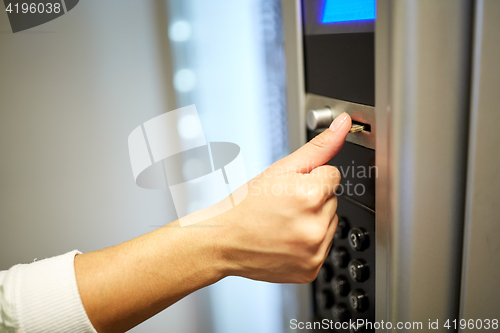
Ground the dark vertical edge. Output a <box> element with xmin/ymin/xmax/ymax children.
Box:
<box><xmin>457</xmin><ymin>0</ymin><xmax>482</xmax><ymax>323</ymax></box>
<box><xmin>452</xmin><ymin>0</ymin><xmax>475</xmax><ymax>328</ymax></box>
<box><xmin>374</xmin><ymin>0</ymin><xmax>390</xmax><ymax>329</ymax></box>
<box><xmin>152</xmin><ymin>0</ymin><xmax>178</xmax><ymax>112</ymax></box>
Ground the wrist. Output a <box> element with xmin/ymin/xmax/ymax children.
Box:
<box><xmin>206</xmin><ymin>206</ymin><xmax>247</xmax><ymax>279</ymax></box>
<box><xmin>161</xmin><ymin>216</ymin><xmax>232</xmax><ymax>284</ymax></box>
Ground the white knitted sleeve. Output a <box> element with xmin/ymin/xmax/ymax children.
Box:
<box><xmin>0</xmin><ymin>251</ymin><xmax>98</xmax><ymax>333</ymax></box>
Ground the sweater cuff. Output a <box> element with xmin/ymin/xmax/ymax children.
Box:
<box><xmin>14</xmin><ymin>250</ymin><xmax>98</xmax><ymax>333</ymax></box>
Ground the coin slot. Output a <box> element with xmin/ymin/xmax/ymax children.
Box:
<box><xmin>351</xmin><ymin>120</ymin><xmax>371</xmax><ymax>133</ymax></box>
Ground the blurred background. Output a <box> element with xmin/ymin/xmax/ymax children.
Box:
<box><xmin>0</xmin><ymin>0</ymin><xmax>290</xmax><ymax>332</ymax></box>
<box><xmin>3</xmin><ymin>0</ymin><xmax>500</xmax><ymax>331</ymax></box>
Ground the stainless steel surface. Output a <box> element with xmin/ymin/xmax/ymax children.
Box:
<box><xmin>306</xmin><ymin>93</ymin><xmax>375</xmax><ymax>149</ymax></box>
<box><xmin>283</xmin><ymin>0</ymin><xmax>307</xmax><ymax>153</ymax></box>
<box><xmin>376</xmin><ymin>0</ymin><xmax>472</xmax><ymax>331</ymax></box>
<box><xmin>374</xmin><ymin>0</ymin><xmax>389</xmax><ymax>327</ymax></box>
<box><xmin>306</xmin><ymin>107</ymin><xmax>334</xmax><ymax>130</ymax></box>
<box><xmin>459</xmin><ymin>0</ymin><xmax>500</xmax><ymax>327</ymax></box>
<box><xmin>281</xmin><ymin>0</ymin><xmax>313</xmax><ymax>330</ymax></box>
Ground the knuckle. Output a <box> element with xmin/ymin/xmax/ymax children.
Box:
<box><xmin>330</xmin><ymin>166</ymin><xmax>341</xmax><ymax>182</ymax></box>
<box><xmin>303</xmin><ymin>181</ymin><xmax>325</xmax><ymax>209</ymax></box>
<box><xmin>297</xmin><ymin>272</ymin><xmax>317</xmax><ymax>284</ymax></box>
<box><xmin>329</xmin><ymin>196</ymin><xmax>338</xmax><ymax>213</ymax></box>
<box><xmin>305</xmin><ymin>265</ymin><xmax>322</xmax><ymax>283</ymax></box>
<box><xmin>308</xmin><ymin>190</ymin><xmax>324</xmax><ymax>209</ymax></box>
<box><xmin>304</xmin><ymin>272</ymin><xmax>318</xmax><ymax>284</ymax></box>
<box><xmin>298</xmin><ymin>260</ymin><xmax>312</xmax><ymax>273</ymax></box>
<box><xmin>299</xmin><ymin>196</ymin><xmax>323</xmax><ymax>213</ymax></box>
<box><xmin>310</xmin><ymin>253</ymin><xmax>324</xmax><ymax>269</ymax></box>
<box><xmin>298</xmin><ymin>263</ymin><xmax>319</xmax><ymax>282</ymax></box>
<box><xmin>302</xmin><ymin>224</ymin><xmax>325</xmax><ymax>248</ymax></box>
<box><xmin>309</xmin><ymin>133</ymin><xmax>329</xmax><ymax>151</ymax></box>
<box><xmin>295</xmin><ymin>189</ymin><xmax>310</xmax><ymax>204</ymax></box>
<box><xmin>297</xmin><ymin>252</ymin><xmax>325</xmax><ymax>282</ymax></box>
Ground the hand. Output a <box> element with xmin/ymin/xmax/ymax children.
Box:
<box><xmin>217</xmin><ymin>112</ymin><xmax>352</xmax><ymax>283</ymax></box>
<box><xmin>74</xmin><ymin>113</ymin><xmax>351</xmax><ymax>333</ymax></box>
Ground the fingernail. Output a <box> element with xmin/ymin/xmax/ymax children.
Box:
<box><xmin>329</xmin><ymin>112</ymin><xmax>348</xmax><ymax>132</ymax></box>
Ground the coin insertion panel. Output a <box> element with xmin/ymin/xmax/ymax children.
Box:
<box><xmin>309</xmin><ymin>136</ymin><xmax>376</xmax><ymax>332</ymax></box>
<box><xmin>313</xmin><ymin>195</ymin><xmax>375</xmax><ymax>332</ymax></box>
<box><xmin>301</xmin><ymin>1</ymin><xmax>377</xmax><ymax>330</ymax></box>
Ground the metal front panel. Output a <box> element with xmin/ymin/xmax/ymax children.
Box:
<box><xmin>375</xmin><ymin>0</ymin><xmax>472</xmax><ymax>330</ymax></box>
<box><xmin>459</xmin><ymin>0</ymin><xmax>500</xmax><ymax>326</ymax></box>
<box><xmin>281</xmin><ymin>1</ymin><xmax>313</xmax><ymax>331</ymax></box>
<box><xmin>324</xmin><ymin>142</ymin><xmax>375</xmax><ymax>211</ymax></box>
<box><xmin>303</xmin><ymin>0</ymin><xmax>378</xmax><ymax>327</ymax></box>
<box><xmin>283</xmin><ymin>0</ymin><xmax>307</xmax><ymax>153</ymax></box>
<box><xmin>373</xmin><ymin>0</ymin><xmax>390</xmax><ymax>326</ymax></box>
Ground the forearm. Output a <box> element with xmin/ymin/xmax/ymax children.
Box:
<box><xmin>74</xmin><ymin>218</ymin><xmax>227</xmax><ymax>333</ymax></box>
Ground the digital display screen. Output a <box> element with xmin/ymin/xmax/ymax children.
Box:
<box><xmin>322</xmin><ymin>0</ymin><xmax>376</xmax><ymax>23</ymax></box>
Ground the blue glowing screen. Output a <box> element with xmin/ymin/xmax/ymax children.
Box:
<box><xmin>322</xmin><ymin>0</ymin><xmax>376</xmax><ymax>23</ymax></box>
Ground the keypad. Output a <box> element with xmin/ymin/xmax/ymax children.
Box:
<box><xmin>318</xmin><ymin>289</ymin><xmax>335</xmax><ymax>309</ymax></box>
<box><xmin>348</xmin><ymin>289</ymin><xmax>369</xmax><ymax>313</ymax></box>
<box><xmin>313</xmin><ymin>196</ymin><xmax>375</xmax><ymax>332</ymax></box>
<box><xmin>348</xmin><ymin>228</ymin><xmax>369</xmax><ymax>252</ymax></box>
<box><xmin>334</xmin><ymin>218</ymin><xmax>349</xmax><ymax>239</ymax></box>
<box><xmin>332</xmin><ymin>304</ymin><xmax>350</xmax><ymax>323</ymax></box>
<box><xmin>348</xmin><ymin>259</ymin><xmax>369</xmax><ymax>283</ymax></box>
<box><xmin>320</xmin><ymin>263</ymin><xmax>334</xmax><ymax>282</ymax></box>
<box><xmin>332</xmin><ymin>248</ymin><xmax>350</xmax><ymax>268</ymax></box>
<box><xmin>332</xmin><ymin>276</ymin><xmax>350</xmax><ymax>296</ymax></box>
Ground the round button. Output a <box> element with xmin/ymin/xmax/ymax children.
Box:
<box><xmin>307</xmin><ymin>107</ymin><xmax>334</xmax><ymax>130</ymax></box>
<box><xmin>320</xmin><ymin>263</ymin><xmax>334</xmax><ymax>282</ymax></box>
<box><xmin>332</xmin><ymin>304</ymin><xmax>350</xmax><ymax>323</ymax></box>
<box><xmin>317</xmin><ymin>289</ymin><xmax>334</xmax><ymax>309</ymax></box>
<box><xmin>348</xmin><ymin>227</ymin><xmax>369</xmax><ymax>251</ymax></box>
<box><xmin>332</xmin><ymin>276</ymin><xmax>350</xmax><ymax>296</ymax></box>
<box><xmin>334</xmin><ymin>218</ymin><xmax>349</xmax><ymax>239</ymax></box>
<box><xmin>348</xmin><ymin>259</ymin><xmax>369</xmax><ymax>282</ymax></box>
<box><xmin>331</xmin><ymin>248</ymin><xmax>349</xmax><ymax>268</ymax></box>
<box><xmin>348</xmin><ymin>289</ymin><xmax>369</xmax><ymax>312</ymax></box>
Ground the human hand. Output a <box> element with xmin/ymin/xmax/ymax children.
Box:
<box><xmin>217</xmin><ymin>113</ymin><xmax>352</xmax><ymax>283</ymax></box>
<box><xmin>73</xmin><ymin>113</ymin><xmax>351</xmax><ymax>333</ymax></box>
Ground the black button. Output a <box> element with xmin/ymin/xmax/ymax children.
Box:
<box><xmin>348</xmin><ymin>289</ymin><xmax>369</xmax><ymax>312</ymax></box>
<box><xmin>348</xmin><ymin>227</ymin><xmax>369</xmax><ymax>251</ymax></box>
<box><xmin>320</xmin><ymin>263</ymin><xmax>334</xmax><ymax>282</ymax></box>
<box><xmin>331</xmin><ymin>247</ymin><xmax>349</xmax><ymax>268</ymax></box>
<box><xmin>334</xmin><ymin>218</ymin><xmax>349</xmax><ymax>239</ymax></box>
<box><xmin>348</xmin><ymin>259</ymin><xmax>369</xmax><ymax>282</ymax></box>
<box><xmin>332</xmin><ymin>304</ymin><xmax>350</xmax><ymax>323</ymax></box>
<box><xmin>317</xmin><ymin>289</ymin><xmax>334</xmax><ymax>309</ymax></box>
<box><xmin>332</xmin><ymin>276</ymin><xmax>350</xmax><ymax>296</ymax></box>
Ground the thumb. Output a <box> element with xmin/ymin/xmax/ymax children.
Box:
<box><xmin>279</xmin><ymin>112</ymin><xmax>351</xmax><ymax>173</ymax></box>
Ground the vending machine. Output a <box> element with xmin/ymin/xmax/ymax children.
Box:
<box><xmin>282</xmin><ymin>0</ymin><xmax>500</xmax><ymax>332</ymax></box>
